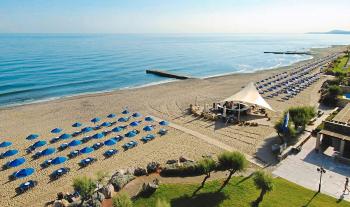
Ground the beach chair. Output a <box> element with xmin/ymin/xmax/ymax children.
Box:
<box><xmin>158</xmin><ymin>129</ymin><xmax>168</xmax><ymax>136</ymax></box>
<box><xmin>40</xmin><ymin>159</ymin><xmax>53</xmax><ymax>168</ymax></box>
<box><xmin>58</xmin><ymin>143</ymin><xmax>69</xmax><ymax>151</ymax></box>
<box><xmin>32</xmin><ymin>151</ymin><xmax>43</xmax><ymax>159</ymax></box>
<box><xmin>104</xmin><ymin>149</ymin><xmax>118</xmax><ymax>158</ymax></box>
<box><xmin>50</xmin><ymin>137</ymin><xmax>61</xmax><ymax>144</ymax></box>
<box><xmin>92</xmin><ymin>142</ymin><xmax>104</xmax><ymax>150</ymax></box>
<box><xmin>81</xmin><ymin>136</ymin><xmax>92</xmax><ymax>143</ymax></box>
<box><xmin>50</xmin><ymin>167</ymin><xmax>70</xmax><ymax>180</ymax></box>
<box><xmin>113</xmin><ymin>135</ymin><xmax>124</xmax><ymax>142</ymax></box>
<box><xmin>79</xmin><ymin>157</ymin><xmax>97</xmax><ymax>167</ymax></box>
<box><xmin>16</xmin><ymin>180</ymin><xmax>38</xmax><ymax>194</ymax></box>
<box><xmin>68</xmin><ymin>150</ymin><xmax>80</xmax><ymax>159</ymax></box>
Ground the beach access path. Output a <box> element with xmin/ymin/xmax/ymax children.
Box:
<box><xmin>153</xmin><ymin>117</ymin><xmax>266</xmax><ymax>168</ymax></box>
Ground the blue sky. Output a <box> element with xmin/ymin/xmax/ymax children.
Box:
<box><xmin>0</xmin><ymin>0</ymin><xmax>349</xmax><ymax>33</ymax></box>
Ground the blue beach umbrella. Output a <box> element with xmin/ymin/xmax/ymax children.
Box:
<box><xmin>51</xmin><ymin>156</ymin><xmax>67</xmax><ymax>165</ymax></box>
<box><xmin>282</xmin><ymin>112</ymin><xmax>290</xmax><ymax>133</ymax></box>
<box><xmin>112</xmin><ymin>127</ymin><xmax>123</xmax><ymax>132</ymax></box>
<box><xmin>0</xmin><ymin>141</ymin><xmax>12</xmax><ymax>148</ymax></box>
<box><xmin>129</xmin><ymin>121</ymin><xmax>140</xmax><ymax>127</ymax></box>
<box><xmin>14</xmin><ymin>168</ymin><xmax>35</xmax><ymax>179</ymax></box>
<box><xmin>72</xmin><ymin>122</ymin><xmax>82</xmax><ymax>127</ymax></box>
<box><xmin>51</xmin><ymin>128</ymin><xmax>62</xmax><ymax>134</ymax></box>
<box><xmin>2</xmin><ymin>149</ymin><xmax>19</xmax><ymax>157</ymax></box>
<box><xmin>118</xmin><ymin>117</ymin><xmax>128</xmax><ymax>122</ymax></box>
<box><xmin>132</xmin><ymin>112</ymin><xmax>142</xmax><ymax>118</ymax></box>
<box><xmin>8</xmin><ymin>157</ymin><xmax>26</xmax><ymax>168</ymax></box>
<box><xmin>122</xmin><ymin>109</ymin><xmax>129</xmax><ymax>114</ymax></box>
<box><xmin>101</xmin><ymin>122</ymin><xmax>111</xmax><ymax>127</ymax></box>
<box><xmin>93</xmin><ymin>133</ymin><xmax>104</xmax><ymax>139</ymax></box>
<box><xmin>69</xmin><ymin>140</ymin><xmax>82</xmax><ymax>147</ymax></box>
<box><xmin>143</xmin><ymin>125</ymin><xmax>154</xmax><ymax>132</ymax></box>
<box><xmin>91</xmin><ymin>117</ymin><xmax>101</xmax><ymax>124</ymax></box>
<box><xmin>80</xmin><ymin>147</ymin><xmax>94</xmax><ymax>154</ymax></box>
<box><xmin>125</xmin><ymin>131</ymin><xmax>137</xmax><ymax>138</ymax></box>
<box><xmin>107</xmin><ymin>113</ymin><xmax>116</xmax><ymax>118</ymax></box>
<box><xmin>33</xmin><ymin>140</ymin><xmax>47</xmax><ymax>148</ymax></box>
<box><xmin>104</xmin><ymin>139</ymin><xmax>117</xmax><ymax>146</ymax></box>
<box><xmin>159</xmin><ymin>120</ymin><xmax>169</xmax><ymax>126</ymax></box>
<box><xmin>82</xmin><ymin>127</ymin><xmax>93</xmax><ymax>133</ymax></box>
<box><xmin>145</xmin><ymin>116</ymin><xmax>154</xmax><ymax>122</ymax></box>
<box><xmin>59</xmin><ymin>133</ymin><xmax>72</xmax><ymax>140</ymax></box>
<box><xmin>41</xmin><ymin>148</ymin><xmax>56</xmax><ymax>156</ymax></box>
<box><xmin>26</xmin><ymin>134</ymin><xmax>39</xmax><ymax>140</ymax></box>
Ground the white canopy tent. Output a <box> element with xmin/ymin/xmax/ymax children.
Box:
<box><xmin>222</xmin><ymin>82</ymin><xmax>274</xmax><ymax>111</ymax></box>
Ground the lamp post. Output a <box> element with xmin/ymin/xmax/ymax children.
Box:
<box><xmin>317</xmin><ymin>166</ymin><xmax>326</xmax><ymax>193</ymax></box>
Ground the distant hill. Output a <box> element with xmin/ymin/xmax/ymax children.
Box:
<box><xmin>308</xmin><ymin>30</ymin><xmax>350</xmax><ymax>34</ymax></box>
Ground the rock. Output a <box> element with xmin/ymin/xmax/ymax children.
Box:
<box><xmin>137</xmin><ymin>179</ymin><xmax>160</xmax><ymax>197</ymax></box>
<box><xmin>147</xmin><ymin>162</ymin><xmax>160</xmax><ymax>174</ymax></box>
<box><xmin>52</xmin><ymin>199</ymin><xmax>69</xmax><ymax>207</ymax></box>
<box><xmin>92</xmin><ymin>192</ymin><xmax>105</xmax><ymax>205</ymax></box>
<box><xmin>179</xmin><ymin>156</ymin><xmax>194</xmax><ymax>163</ymax></box>
<box><xmin>101</xmin><ymin>184</ymin><xmax>114</xmax><ymax>199</ymax></box>
<box><xmin>166</xmin><ymin>159</ymin><xmax>177</xmax><ymax>164</ymax></box>
<box><xmin>134</xmin><ymin>167</ymin><xmax>147</xmax><ymax>176</ymax></box>
<box><xmin>109</xmin><ymin>172</ymin><xmax>135</xmax><ymax>191</ymax></box>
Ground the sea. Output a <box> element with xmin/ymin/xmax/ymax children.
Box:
<box><xmin>1</xmin><ymin>33</ymin><xmax>350</xmax><ymax>107</ymax></box>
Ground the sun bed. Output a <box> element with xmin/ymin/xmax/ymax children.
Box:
<box><xmin>16</xmin><ymin>180</ymin><xmax>37</xmax><ymax>194</ymax></box>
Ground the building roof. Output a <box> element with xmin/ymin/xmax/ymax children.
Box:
<box><xmin>222</xmin><ymin>82</ymin><xmax>274</xmax><ymax>111</ymax></box>
<box><xmin>332</xmin><ymin>103</ymin><xmax>350</xmax><ymax>124</ymax></box>
<box><xmin>320</xmin><ymin>129</ymin><xmax>350</xmax><ymax>141</ymax></box>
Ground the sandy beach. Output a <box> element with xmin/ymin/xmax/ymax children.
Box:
<box><xmin>0</xmin><ymin>45</ymin><xmax>347</xmax><ymax>207</ymax></box>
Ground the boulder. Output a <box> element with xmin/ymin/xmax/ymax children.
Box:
<box><xmin>179</xmin><ymin>156</ymin><xmax>194</xmax><ymax>163</ymax></box>
<box><xmin>100</xmin><ymin>184</ymin><xmax>114</xmax><ymax>199</ymax></box>
<box><xmin>147</xmin><ymin>162</ymin><xmax>160</xmax><ymax>174</ymax></box>
<box><xmin>137</xmin><ymin>179</ymin><xmax>160</xmax><ymax>197</ymax></box>
<box><xmin>166</xmin><ymin>159</ymin><xmax>177</xmax><ymax>164</ymax></box>
<box><xmin>134</xmin><ymin>167</ymin><xmax>147</xmax><ymax>176</ymax></box>
<box><xmin>109</xmin><ymin>172</ymin><xmax>135</xmax><ymax>191</ymax></box>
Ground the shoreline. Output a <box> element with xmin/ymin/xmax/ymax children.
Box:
<box><xmin>0</xmin><ymin>45</ymin><xmax>338</xmax><ymax>111</ymax></box>
<box><xmin>0</xmin><ymin>44</ymin><xmax>347</xmax><ymax>207</ymax></box>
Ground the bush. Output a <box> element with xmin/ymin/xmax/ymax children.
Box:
<box><xmin>288</xmin><ymin>106</ymin><xmax>316</xmax><ymax>129</ymax></box>
<box><xmin>328</xmin><ymin>85</ymin><xmax>343</xmax><ymax>96</ymax></box>
<box><xmin>217</xmin><ymin>151</ymin><xmax>247</xmax><ymax>172</ymax></box>
<box><xmin>161</xmin><ymin>161</ymin><xmax>200</xmax><ymax>176</ymax></box>
<box><xmin>274</xmin><ymin>119</ymin><xmax>297</xmax><ymax>138</ymax></box>
<box><xmin>72</xmin><ymin>176</ymin><xmax>96</xmax><ymax>204</ymax></box>
<box><xmin>112</xmin><ymin>192</ymin><xmax>133</xmax><ymax>207</ymax></box>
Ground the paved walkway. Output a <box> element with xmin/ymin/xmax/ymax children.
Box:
<box><xmin>153</xmin><ymin>117</ymin><xmax>266</xmax><ymax>168</ymax></box>
<box><xmin>273</xmin><ymin>137</ymin><xmax>350</xmax><ymax>201</ymax></box>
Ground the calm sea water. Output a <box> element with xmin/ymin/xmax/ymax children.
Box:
<box><xmin>1</xmin><ymin>34</ymin><xmax>350</xmax><ymax>107</ymax></box>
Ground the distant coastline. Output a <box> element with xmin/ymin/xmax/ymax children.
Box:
<box><xmin>308</xmin><ymin>29</ymin><xmax>350</xmax><ymax>34</ymax></box>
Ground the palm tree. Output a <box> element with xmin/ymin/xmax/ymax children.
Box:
<box><xmin>217</xmin><ymin>151</ymin><xmax>247</xmax><ymax>191</ymax></box>
<box><xmin>197</xmin><ymin>157</ymin><xmax>217</xmax><ymax>188</ymax></box>
<box><xmin>252</xmin><ymin>170</ymin><xmax>274</xmax><ymax>207</ymax></box>
<box><xmin>73</xmin><ymin>176</ymin><xmax>96</xmax><ymax>205</ymax></box>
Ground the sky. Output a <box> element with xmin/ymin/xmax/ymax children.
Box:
<box><xmin>0</xmin><ymin>0</ymin><xmax>349</xmax><ymax>33</ymax></box>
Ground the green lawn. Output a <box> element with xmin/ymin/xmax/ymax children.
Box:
<box><xmin>133</xmin><ymin>176</ymin><xmax>349</xmax><ymax>207</ymax></box>
<box><xmin>332</xmin><ymin>55</ymin><xmax>350</xmax><ymax>74</ymax></box>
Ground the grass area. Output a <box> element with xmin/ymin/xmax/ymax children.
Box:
<box><xmin>133</xmin><ymin>176</ymin><xmax>349</xmax><ymax>207</ymax></box>
<box><xmin>331</xmin><ymin>55</ymin><xmax>350</xmax><ymax>74</ymax></box>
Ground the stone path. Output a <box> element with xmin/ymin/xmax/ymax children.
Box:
<box><xmin>273</xmin><ymin>137</ymin><xmax>350</xmax><ymax>202</ymax></box>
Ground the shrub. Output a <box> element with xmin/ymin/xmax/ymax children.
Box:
<box><xmin>274</xmin><ymin>119</ymin><xmax>297</xmax><ymax>139</ymax></box>
<box><xmin>112</xmin><ymin>192</ymin><xmax>133</xmax><ymax>207</ymax></box>
<box><xmin>72</xmin><ymin>176</ymin><xmax>96</xmax><ymax>204</ymax></box>
<box><xmin>328</xmin><ymin>85</ymin><xmax>343</xmax><ymax>96</ymax></box>
<box><xmin>288</xmin><ymin>106</ymin><xmax>316</xmax><ymax>129</ymax></box>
